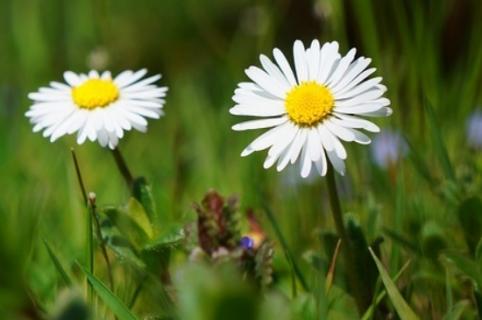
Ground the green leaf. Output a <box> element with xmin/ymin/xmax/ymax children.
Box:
<box><xmin>346</xmin><ymin>218</ymin><xmax>378</xmax><ymax>306</ymax></box>
<box><xmin>99</xmin><ymin>212</ymin><xmax>145</xmax><ymax>269</ymax></box>
<box><xmin>102</xmin><ymin>205</ymin><xmax>149</xmax><ymax>249</ymax></box>
<box><xmin>43</xmin><ymin>239</ymin><xmax>73</xmax><ymax>286</ymax></box>
<box><xmin>361</xmin><ymin>260</ymin><xmax>411</xmax><ymax>320</ymax></box>
<box><xmin>443</xmin><ymin>300</ymin><xmax>469</xmax><ymax>320</ymax></box>
<box><xmin>263</xmin><ymin>205</ymin><xmax>309</xmax><ymax>292</ymax></box>
<box><xmin>132</xmin><ymin>177</ymin><xmax>157</xmax><ymax>221</ymax></box>
<box><xmin>77</xmin><ymin>263</ymin><xmax>138</xmax><ymax>320</ymax></box>
<box><xmin>369</xmin><ymin>247</ymin><xmax>420</xmax><ymax>320</ymax></box>
<box><xmin>457</xmin><ymin>197</ymin><xmax>482</xmax><ymax>255</ymax></box>
<box><xmin>143</xmin><ymin>224</ymin><xmax>185</xmax><ymax>251</ymax></box>
<box><xmin>126</xmin><ymin>197</ymin><xmax>154</xmax><ymax>239</ymax></box>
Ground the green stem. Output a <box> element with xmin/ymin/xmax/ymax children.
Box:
<box><xmin>111</xmin><ymin>148</ymin><xmax>134</xmax><ymax>189</ymax></box>
<box><xmin>71</xmin><ymin>149</ymin><xmax>93</xmax><ymax>302</ymax></box>
<box><xmin>88</xmin><ymin>193</ymin><xmax>114</xmax><ymax>290</ymax></box>
<box><xmin>87</xmin><ymin>199</ymin><xmax>94</xmax><ymax>303</ymax></box>
<box><xmin>326</xmin><ymin>163</ymin><xmax>367</xmax><ymax>314</ymax></box>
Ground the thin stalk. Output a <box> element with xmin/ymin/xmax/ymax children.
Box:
<box><xmin>87</xmin><ymin>199</ymin><xmax>94</xmax><ymax>303</ymax></box>
<box><xmin>326</xmin><ymin>163</ymin><xmax>367</xmax><ymax>314</ymax></box>
<box><xmin>111</xmin><ymin>148</ymin><xmax>134</xmax><ymax>189</ymax></box>
<box><xmin>71</xmin><ymin>149</ymin><xmax>93</xmax><ymax>302</ymax></box>
<box><xmin>88</xmin><ymin>193</ymin><xmax>114</xmax><ymax>290</ymax></box>
<box><xmin>71</xmin><ymin>149</ymin><xmax>87</xmax><ymax>205</ymax></box>
<box><xmin>129</xmin><ymin>274</ymin><xmax>148</xmax><ymax>309</ymax></box>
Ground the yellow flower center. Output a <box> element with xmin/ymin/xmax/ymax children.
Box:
<box><xmin>72</xmin><ymin>79</ymin><xmax>119</xmax><ymax>109</ymax></box>
<box><xmin>285</xmin><ymin>81</ymin><xmax>334</xmax><ymax>126</ymax></box>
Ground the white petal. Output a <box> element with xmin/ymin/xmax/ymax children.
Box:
<box><xmin>245</xmin><ymin>66</ymin><xmax>287</xmax><ymax>98</ymax></box>
<box><xmin>307</xmin><ymin>40</ymin><xmax>321</xmax><ymax>80</ymax></box>
<box><xmin>318</xmin><ymin>41</ymin><xmax>340</xmax><ymax>84</ymax></box>
<box><xmin>326</xmin><ymin>149</ymin><xmax>345</xmax><ymax>175</ymax></box>
<box><xmin>64</xmin><ymin>71</ymin><xmax>82</xmax><ymax>86</ymax></box>
<box><xmin>240</xmin><ymin>122</ymin><xmax>290</xmax><ymax>156</ymax></box>
<box><xmin>335</xmin><ymin>77</ymin><xmax>382</xmax><ymax>100</ymax></box>
<box><xmin>276</xmin><ymin>129</ymin><xmax>300</xmax><ymax>171</ymax></box>
<box><xmin>273</xmin><ymin>48</ymin><xmax>297</xmax><ymax>86</ymax></box>
<box><xmin>332</xmin><ymin>113</ymin><xmax>380</xmax><ymax>132</ymax></box>
<box><xmin>259</xmin><ymin>55</ymin><xmax>291</xmax><ymax>89</ymax></box>
<box><xmin>115</xmin><ymin>69</ymin><xmax>147</xmax><ymax>88</ymax></box>
<box><xmin>350</xmin><ymin>128</ymin><xmax>371</xmax><ymax>144</ymax></box>
<box><xmin>334</xmin><ymin>89</ymin><xmax>385</xmax><ymax>107</ymax></box>
<box><xmin>333</xmin><ymin>67</ymin><xmax>376</xmax><ymax>96</ymax></box>
<box><xmin>327</xmin><ymin>48</ymin><xmax>356</xmax><ymax>87</ymax></box>
<box><xmin>229</xmin><ymin>102</ymin><xmax>285</xmax><ymax>117</ymax></box>
<box><xmin>325</xmin><ymin>120</ymin><xmax>355</xmax><ymax>142</ymax></box>
<box><xmin>360</xmin><ymin>107</ymin><xmax>393</xmax><ymax>117</ymax></box>
<box><xmin>307</xmin><ymin>128</ymin><xmax>321</xmax><ymax>161</ymax></box>
<box><xmin>89</xmin><ymin>70</ymin><xmax>100</xmax><ymax>78</ymax></box>
<box><xmin>317</xmin><ymin>125</ymin><xmax>334</xmax><ymax>151</ymax></box>
<box><xmin>314</xmin><ymin>147</ymin><xmax>328</xmax><ymax>176</ymax></box>
<box><xmin>330</xmin><ymin>57</ymin><xmax>371</xmax><ymax>93</ymax></box>
<box><xmin>232</xmin><ymin>116</ymin><xmax>288</xmax><ymax>131</ymax></box>
<box><xmin>300</xmin><ymin>142</ymin><xmax>313</xmax><ymax>178</ymax></box>
<box><xmin>293</xmin><ymin>40</ymin><xmax>308</xmax><ymax>83</ymax></box>
<box><xmin>290</xmin><ymin>128</ymin><xmax>308</xmax><ymax>164</ymax></box>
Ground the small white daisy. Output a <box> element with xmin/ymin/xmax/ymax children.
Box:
<box><xmin>230</xmin><ymin>40</ymin><xmax>392</xmax><ymax>177</ymax></box>
<box><xmin>26</xmin><ymin>69</ymin><xmax>167</xmax><ymax>149</ymax></box>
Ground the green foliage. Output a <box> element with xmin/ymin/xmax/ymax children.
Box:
<box><xmin>78</xmin><ymin>264</ymin><xmax>138</xmax><ymax>320</ymax></box>
<box><xmin>369</xmin><ymin>248</ymin><xmax>420</xmax><ymax>320</ymax></box>
<box><xmin>1</xmin><ymin>0</ymin><xmax>482</xmax><ymax>319</ymax></box>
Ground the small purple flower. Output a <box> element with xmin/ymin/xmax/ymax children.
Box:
<box><xmin>240</xmin><ymin>236</ymin><xmax>255</xmax><ymax>250</ymax></box>
<box><xmin>371</xmin><ymin>130</ymin><xmax>408</xmax><ymax>169</ymax></box>
<box><xmin>467</xmin><ymin>109</ymin><xmax>482</xmax><ymax>150</ymax></box>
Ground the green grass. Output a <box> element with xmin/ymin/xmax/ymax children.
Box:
<box><xmin>1</xmin><ymin>0</ymin><xmax>482</xmax><ymax>319</ymax></box>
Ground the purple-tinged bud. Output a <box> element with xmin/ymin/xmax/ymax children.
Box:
<box><xmin>467</xmin><ymin>109</ymin><xmax>482</xmax><ymax>150</ymax></box>
<box><xmin>371</xmin><ymin>130</ymin><xmax>408</xmax><ymax>169</ymax></box>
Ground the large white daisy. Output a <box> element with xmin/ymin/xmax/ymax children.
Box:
<box><xmin>26</xmin><ymin>69</ymin><xmax>167</xmax><ymax>149</ymax></box>
<box><xmin>230</xmin><ymin>40</ymin><xmax>392</xmax><ymax>177</ymax></box>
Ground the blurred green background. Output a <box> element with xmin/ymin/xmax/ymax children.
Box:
<box><xmin>1</xmin><ymin>0</ymin><xmax>482</xmax><ymax>319</ymax></box>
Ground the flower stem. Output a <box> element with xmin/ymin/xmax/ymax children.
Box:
<box><xmin>111</xmin><ymin>148</ymin><xmax>134</xmax><ymax>189</ymax></box>
<box><xmin>326</xmin><ymin>163</ymin><xmax>367</xmax><ymax>314</ymax></box>
<box><xmin>88</xmin><ymin>193</ymin><xmax>114</xmax><ymax>290</ymax></box>
<box><xmin>71</xmin><ymin>149</ymin><xmax>93</xmax><ymax>303</ymax></box>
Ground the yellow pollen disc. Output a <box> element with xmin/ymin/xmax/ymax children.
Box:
<box><xmin>285</xmin><ymin>81</ymin><xmax>334</xmax><ymax>126</ymax></box>
<box><xmin>72</xmin><ymin>79</ymin><xmax>119</xmax><ymax>109</ymax></box>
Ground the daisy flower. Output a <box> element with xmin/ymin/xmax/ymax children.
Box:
<box><xmin>230</xmin><ymin>40</ymin><xmax>391</xmax><ymax>177</ymax></box>
<box><xmin>26</xmin><ymin>69</ymin><xmax>167</xmax><ymax>149</ymax></box>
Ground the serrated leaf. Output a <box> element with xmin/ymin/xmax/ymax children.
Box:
<box><xmin>143</xmin><ymin>225</ymin><xmax>185</xmax><ymax>251</ymax></box>
<box><xmin>127</xmin><ymin>197</ymin><xmax>154</xmax><ymax>239</ymax></box>
<box><xmin>369</xmin><ymin>247</ymin><xmax>420</xmax><ymax>320</ymax></box>
<box><xmin>132</xmin><ymin>177</ymin><xmax>157</xmax><ymax>220</ymax></box>
<box><xmin>78</xmin><ymin>263</ymin><xmax>138</xmax><ymax>320</ymax></box>
<box><xmin>102</xmin><ymin>206</ymin><xmax>149</xmax><ymax>249</ymax></box>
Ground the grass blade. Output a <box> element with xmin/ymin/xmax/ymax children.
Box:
<box><xmin>43</xmin><ymin>239</ymin><xmax>72</xmax><ymax>286</ymax></box>
<box><xmin>423</xmin><ymin>100</ymin><xmax>455</xmax><ymax>182</ymax></box>
<box><xmin>77</xmin><ymin>262</ymin><xmax>138</xmax><ymax>320</ymax></box>
<box><xmin>369</xmin><ymin>247</ymin><xmax>419</xmax><ymax>320</ymax></box>
<box><xmin>361</xmin><ymin>259</ymin><xmax>411</xmax><ymax>320</ymax></box>
<box><xmin>263</xmin><ymin>205</ymin><xmax>309</xmax><ymax>292</ymax></box>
